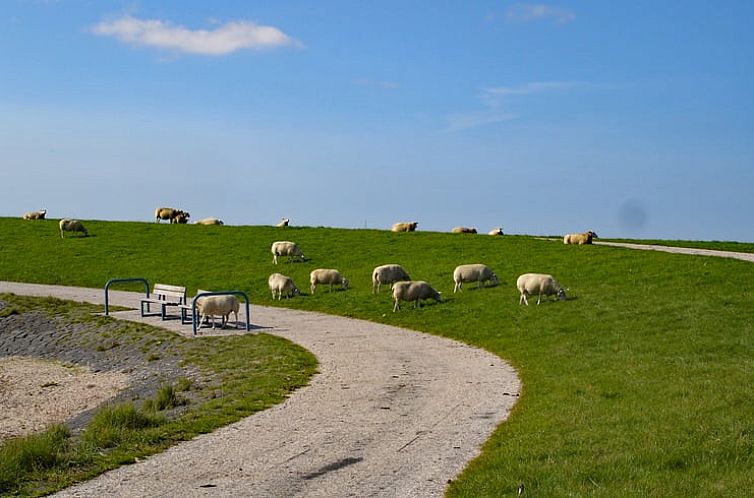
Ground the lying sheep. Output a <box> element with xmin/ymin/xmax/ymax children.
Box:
<box><xmin>59</xmin><ymin>219</ymin><xmax>88</xmax><ymax>238</ymax></box>
<box><xmin>22</xmin><ymin>209</ymin><xmax>47</xmax><ymax>220</ymax></box>
<box><xmin>276</xmin><ymin>217</ymin><xmax>289</xmax><ymax>227</ymax></box>
<box><xmin>516</xmin><ymin>273</ymin><xmax>567</xmax><ymax>305</ymax></box>
<box><xmin>195</xmin><ymin>217</ymin><xmax>224</xmax><ymax>225</ymax></box>
<box><xmin>310</xmin><ymin>269</ymin><xmax>349</xmax><ymax>294</ymax></box>
<box><xmin>271</xmin><ymin>241</ymin><xmax>305</xmax><ymax>265</ymax></box>
<box><xmin>372</xmin><ymin>264</ymin><xmax>410</xmax><ymax>294</ymax></box>
<box><xmin>451</xmin><ymin>226</ymin><xmax>477</xmax><ymax>234</ymax></box>
<box><xmin>488</xmin><ymin>227</ymin><xmax>504</xmax><ymax>236</ymax></box>
<box><xmin>392</xmin><ymin>281</ymin><xmax>442</xmax><ymax>312</ymax></box>
<box><xmin>453</xmin><ymin>264</ymin><xmax>499</xmax><ymax>293</ymax></box>
<box><xmin>268</xmin><ymin>273</ymin><xmax>300</xmax><ymax>300</ymax></box>
<box><xmin>195</xmin><ymin>293</ymin><xmax>240</xmax><ymax>329</ymax></box>
<box><xmin>155</xmin><ymin>207</ymin><xmax>190</xmax><ymax>224</ymax></box>
<box><xmin>563</xmin><ymin>231</ymin><xmax>597</xmax><ymax>245</ymax></box>
<box><xmin>391</xmin><ymin>221</ymin><xmax>418</xmax><ymax>232</ymax></box>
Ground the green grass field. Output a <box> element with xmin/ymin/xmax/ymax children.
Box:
<box><xmin>1</xmin><ymin>217</ymin><xmax>753</xmax><ymax>496</ymax></box>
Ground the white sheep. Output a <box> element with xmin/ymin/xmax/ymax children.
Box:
<box><xmin>195</xmin><ymin>217</ymin><xmax>224</xmax><ymax>225</ymax></box>
<box><xmin>453</xmin><ymin>264</ymin><xmax>499</xmax><ymax>293</ymax></box>
<box><xmin>391</xmin><ymin>221</ymin><xmax>418</xmax><ymax>232</ymax></box>
<box><xmin>276</xmin><ymin>217</ymin><xmax>290</xmax><ymax>227</ymax></box>
<box><xmin>563</xmin><ymin>231</ymin><xmax>597</xmax><ymax>245</ymax></box>
<box><xmin>488</xmin><ymin>227</ymin><xmax>504</xmax><ymax>236</ymax></box>
<box><xmin>371</xmin><ymin>264</ymin><xmax>411</xmax><ymax>294</ymax></box>
<box><xmin>310</xmin><ymin>269</ymin><xmax>349</xmax><ymax>294</ymax></box>
<box><xmin>516</xmin><ymin>273</ymin><xmax>567</xmax><ymax>305</ymax></box>
<box><xmin>271</xmin><ymin>241</ymin><xmax>305</xmax><ymax>265</ymax></box>
<box><xmin>195</xmin><ymin>294</ymin><xmax>240</xmax><ymax>329</ymax></box>
<box><xmin>392</xmin><ymin>280</ymin><xmax>442</xmax><ymax>312</ymax></box>
<box><xmin>59</xmin><ymin>219</ymin><xmax>88</xmax><ymax>238</ymax></box>
<box><xmin>22</xmin><ymin>209</ymin><xmax>47</xmax><ymax>220</ymax></box>
<box><xmin>268</xmin><ymin>273</ymin><xmax>300</xmax><ymax>300</ymax></box>
<box><xmin>451</xmin><ymin>226</ymin><xmax>477</xmax><ymax>234</ymax></box>
<box><xmin>155</xmin><ymin>207</ymin><xmax>190</xmax><ymax>224</ymax></box>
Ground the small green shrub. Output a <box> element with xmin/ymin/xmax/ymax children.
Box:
<box><xmin>175</xmin><ymin>376</ymin><xmax>193</xmax><ymax>392</ymax></box>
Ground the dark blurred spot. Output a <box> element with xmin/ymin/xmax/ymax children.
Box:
<box><xmin>618</xmin><ymin>200</ymin><xmax>648</xmax><ymax>230</ymax></box>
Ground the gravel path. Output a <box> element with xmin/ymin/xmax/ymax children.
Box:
<box><xmin>0</xmin><ymin>281</ymin><xmax>520</xmax><ymax>498</ymax></box>
<box><xmin>594</xmin><ymin>241</ymin><xmax>754</xmax><ymax>262</ymax></box>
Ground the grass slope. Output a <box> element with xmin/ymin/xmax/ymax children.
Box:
<box><xmin>1</xmin><ymin>218</ymin><xmax>753</xmax><ymax>496</ymax></box>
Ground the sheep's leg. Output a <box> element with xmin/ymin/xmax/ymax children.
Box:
<box><xmin>536</xmin><ymin>293</ymin><xmax>542</xmax><ymax>305</ymax></box>
<box><xmin>520</xmin><ymin>293</ymin><xmax>529</xmax><ymax>306</ymax></box>
<box><xmin>453</xmin><ymin>282</ymin><xmax>460</xmax><ymax>293</ymax></box>
<box><xmin>310</xmin><ymin>284</ymin><xmax>316</xmax><ymax>294</ymax></box>
<box><xmin>393</xmin><ymin>299</ymin><xmax>400</xmax><ymax>312</ymax></box>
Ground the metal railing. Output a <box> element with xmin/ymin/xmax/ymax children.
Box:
<box><xmin>104</xmin><ymin>277</ymin><xmax>149</xmax><ymax>315</ymax></box>
<box><xmin>191</xmin><ymin>291</ymin><xmax>251</xmax><ymax>336</ymax></box>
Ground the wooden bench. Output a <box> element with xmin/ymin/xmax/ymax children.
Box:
<box><xmin>140</xmin><ymin>283</ymin><xmax>187</xmax><ymax>320</ymax></box>
<box><xmin>179</xmin><ymin>289</ymin><xmax>209</xmax><ymax>325</ymax></box>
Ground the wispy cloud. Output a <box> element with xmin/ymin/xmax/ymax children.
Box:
<box><xmin>354</xmin><ymin>78</ymin><xmax>400</xmax><ymax>90</ymax></box>
<box><xmin>446</xmin><ymin>111</ymin><xmax>517</xmax><ymax>132</ymax></box>
<box><xmin>447</xmin><ymin>81</ymin><xmax>595</xmax><ymax>131</ymax></box>
<box><xmin>505</xmin><ymin>3</ymin><xmax>576</xmax><ymax>24</ymax></box>
<box><xmin>90</xmin><ymin>15</ymin><xmax>301</xmax><ymax>55</ymax></box>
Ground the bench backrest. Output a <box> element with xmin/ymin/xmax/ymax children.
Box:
<box><xmin>153</xmin><ymin>283</ymin><xmax>186</xmax><ymax>303</ymax></box>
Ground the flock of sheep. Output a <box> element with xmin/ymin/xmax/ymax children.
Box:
<box><xmin>265</xmin><ymin>225</ymin><xmax>588</xmax><ymax>312</ymax></box>
<box><xmin>21</xmin><ymin>207</ymin><xmax>595</xmax><ymax>316</ymax></box>
<box><xmin>23</xmin><ymin>209</ymin><xmax>88</xmax><ymax>238</ymax></box>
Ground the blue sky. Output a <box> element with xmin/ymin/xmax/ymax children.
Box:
<box><xmin>2</xmin><ymin>1</ymin><xmax>753</xmax><ymax>241</ymax></box>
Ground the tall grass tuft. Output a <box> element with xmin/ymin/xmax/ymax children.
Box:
<box><xmin>82</xmin><ymin>403</ymin><xmax>163</xmax><ymax>449</ymax></box>
<box><xmin>0</xmin><ymin>424</ymin><xmax>70</xmax><ymax>493</ymax></box>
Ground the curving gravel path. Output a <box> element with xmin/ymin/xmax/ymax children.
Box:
<box><xmin>0</xmin><ymin>282</ymin><xmax>520</xmax><ymax>497</ymax></box>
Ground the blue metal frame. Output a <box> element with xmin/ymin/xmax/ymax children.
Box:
<box><xmin>104</xmin><ymin>277</ymin><xmax>150</xmax><ymax>315</ymax></box>
<box><xmin>191</xmin><ymin>291</ymin><xmax>251</xmax><ymax>336</ymax></box>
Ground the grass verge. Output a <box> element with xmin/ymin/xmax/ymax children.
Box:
<box><xmin>1</xmin><ymin>218</ymin><xmax>753</xmax><ymax>495</ymax></box>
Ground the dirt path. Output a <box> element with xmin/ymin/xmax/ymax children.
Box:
<box><xmin>0</xmin><ymin>282</ymin><xmax>520</xmax><ymax>497</ymax></box>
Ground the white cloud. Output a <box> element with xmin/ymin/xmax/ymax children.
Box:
<box><xmin>90</xmin><ymin>15</ymin><xmax>300</xmax><ymax>55</ymax></box>
<box><xmin>446</xmin><ymin>111</ymin><xmax>517</xmax><ymax>131</ymax></box>
<box><xmin>447</xmin><ymin>81</ymin><xmax>595</xmax><ymax>131</ymax></box>
<box><xmin>506</xmin><ymin>3</ymin><xmax>576</xmax><ymax>24</ymax></box>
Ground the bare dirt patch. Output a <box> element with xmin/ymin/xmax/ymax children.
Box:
<box><xmin>0</xmin><ymin>356</ymin><xmax>129</xmax><ymax>442</ymax></box>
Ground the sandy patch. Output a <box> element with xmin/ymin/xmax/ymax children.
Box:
<box><xmin>0</xmin><ymin>356</ymin><xmax>129</xmax><ymax>442</ymax></box>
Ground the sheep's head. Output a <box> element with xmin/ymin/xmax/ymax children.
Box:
<box><xmin>557</xmin><ymin>288</ymin><xmax>567</xmax><ymax>300</ymax></box>
<box><xmin>342</xmin><ymin>278</ymin><xmax>350</xmax><ymax>290</ymax></box>
<box><xmin>491</xmin><ymin>274</ymin><xmax>500</xmax><ymax>285</ymax></box>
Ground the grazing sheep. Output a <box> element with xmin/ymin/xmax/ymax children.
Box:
<box><xmin>22</xmin><ymin>209</ymin><xmax>46</xmax><ymax>220</ymax></box>
<box><xmin>516</xmin><ymin>273</ymin><xmax>567</xmax><ymax>305</ymax></box>
<box><xmin>195</xmin><ymin>294</ymin><xmax>240</xmax><ymax>329</ymax></box>
<box><xmin>391</xmin><ymin>221</ymin><xmax>418</xmax><ymax>232</ymax></box>
<box><xmin>451</xmin><ymin>226</ymin><xmax>477</xmax><ymax>234</ymax></box>
<box><xmin>59</xmin><ymin>219</ymin><xmax>88</xmax><ymax>238</ymax></box>
<box><xmin>155</xmin><ymin>207</ymin><xmax>190</xmax><ymax>224</ymax></box>
<box><xmin>310</xmin><ymin>269</ymin><xmax>349</xmax><ymax>294</ymax></box>
<box><xmin>488</xmin><ymin>227</ymin><xmax>504</xmax><ymax>236</ymax></box>
<box><xmin>563</xmin><ymin>231</ymin><xmax>598</xmax><ymax>245</ymax></box>
<box><xmin>195</xmin><ymin>217</ymin><xmax>224</xmax><ymax>225</ymax></box>
<box><xmin>271</xmin><ymin>241</ymin><xmax>305</xmax><ymax>265</ymax></box>
<box><xmin>276</xmin><ymin>217</ymin><xmax>290</xmax><ymax>227</ymax></box>
<box><xmin>453</xmin><ymin>264</ymin><xmax>499</xmax><ymax>293</ymax></box>
<box><xmin>392</xmin><ymin>281</ymin><xmax>442</xmax><ymax>312</ymax></box>
<box><xmin>268</xmin><ymin>273</ymin><xmax>300</xmax><ymax>300</ymax></box>
<box><xmin>371</xmin><ymin>264</ymin><xmax>411</xmax><ymax>294</ymax></box>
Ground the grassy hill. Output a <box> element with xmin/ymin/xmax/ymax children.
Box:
<box><xmin>1</xmin><ymin>217</ymin><xmax>753</xmax><ymax>496</ymax></box>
